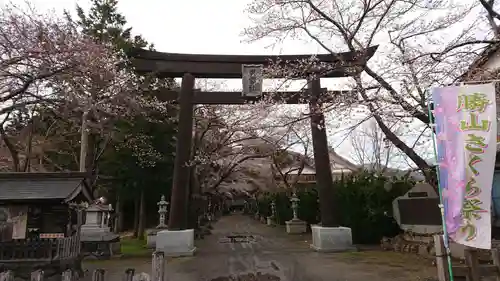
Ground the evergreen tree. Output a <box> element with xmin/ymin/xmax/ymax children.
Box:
<box><xmin>74</xmin><ymin>0</ymin><xmax>148</xmax><ymax>51</ymax></box>
<box><xmin>64</xmin><ymin>0</ymin><xmax>177</xmax><ymax>236</ymax></box>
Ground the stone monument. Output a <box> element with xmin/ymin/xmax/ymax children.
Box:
<box><xmin>392</xmin><ymin>182</ymin><xmax>441</xmax><ymax>235</ymax></box>
<box><xmin>80</xmin><ymin>200</ymin><xmax>120</xmax><ymax>258</ymax></box>
<box><xmin>285</xmin><ymin>193</ymin><xmax>307</xmax><ymax>234</ymax></box>
<box><xmin>391</xmin><ymin>182</ymin><xmax>447</xmax><ymax>256</ymax></box>
<box><xmin>146</xmin><ymin>195</ymin><xmax>169</xmax><ymax>248</ymax></box>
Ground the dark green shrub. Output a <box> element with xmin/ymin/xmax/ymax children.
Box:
<box><xmin>272</xmin><ymin>192</ymin><xmax>293</xmax><ymax>224</ymax></box>
<box><xmin>256</xmin><ymin>171</ymin><xmax>412</xmax><ymax>244</ymax></box>
<box><xmin>257</xmin><ymin>193</ymin><xmax>272</xmax><ymax>217</ymax></box>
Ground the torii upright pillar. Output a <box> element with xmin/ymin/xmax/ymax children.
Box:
<box><xmin>308</xmin><ymin>77</ymin><xmax>355</xmax><ymax>252</ymax></box>
<box><xmin>156</xmin><ymin>73</ymin><xmax>197</xmax><ymax>257</ymax></box>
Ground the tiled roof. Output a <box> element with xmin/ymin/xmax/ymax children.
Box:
<box><xmin>459</xmin><ymin>43</ymin><xmax>500</xmax><ymax>81</ymax></box>
<box><xmin>0</xmin><ymin>172</ymin><xmax>89</xmax><ymax>201</ymax></box>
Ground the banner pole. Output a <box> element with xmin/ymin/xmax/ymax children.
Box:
<box><xmin>427</xmin><ymin>88</ymin><xmax>455</xmax><ymax>281</ymax></box>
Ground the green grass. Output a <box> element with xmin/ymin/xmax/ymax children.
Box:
<box><xmin>120</xmin><ymin>237</ymin><xmax>152</xmax><ymax>257</ymax></box>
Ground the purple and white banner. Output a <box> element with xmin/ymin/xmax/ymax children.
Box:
<box><xmin>432</xmin><ymin>83</ymin><xmax>496</xmax><ymax>249</ymax></box>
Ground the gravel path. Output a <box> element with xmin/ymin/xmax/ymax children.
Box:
<box><xmin>83</xmin><ymin>214</ymin><xmax>437</xmax><ymax>281</ymax></box>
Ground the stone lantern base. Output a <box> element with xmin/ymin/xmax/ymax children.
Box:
<box><xmin>156</xmin><ymin>229</ymin><xmax>197</xmax><ymax>257</ymax></box>
<box><xmin>310</xmin><ymin>225</ymin><xmax>357</xmax><ymax>252</ymax></box>
<box><xmin>146</xmin><ymin>228</ymin><xmax>167</xmax><ymax>248</ymax></box>
<box><xmin>285</xmin><ymin>219</ymin><xmax>307</xmax><ymax>234</ymax></box>
<box><xmin>266</xmin><ymin>216</ymin><xmax>274</xmax><ymax>226</ymax></box>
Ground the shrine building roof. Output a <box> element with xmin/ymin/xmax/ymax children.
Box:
<box><xmin>0</xmin><ymin>172</ymin><xmax>92</xmax><ymax>202</ymax></box>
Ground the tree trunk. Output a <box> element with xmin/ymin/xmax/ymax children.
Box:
<box><xmin>355</xmin><ymin>76</ymin><xmax>437</xmax><ymax>192</ymax></box>
<box><xmin>113</xmin><ymin>193</ymin><xmax>122</xmax><ymax>233</ymax></box>
<box><xmin>79</xmin><ymin>110</ymin><xmax>89</xmax><ymax>172</ymax></box>
<box><xmin>133</xmin><ymin>195</ymin><xmax>140</xmax><ymax>238</ymax></box>
<box><xmin>138</xmin><ymin>188</ymin><xmax>146</xmax><ymax>240</ymax></box>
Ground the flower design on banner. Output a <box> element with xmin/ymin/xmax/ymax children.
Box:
<box><xmin>451</xmin><ymin>169</ymin><xmax>462</xmax><ymax>181</ymax></box>
<box><xmin>447</xmin><ymin>184</ymin><xmax>461</xmax><ymax>199</ymax></box>
<box><xmin>442</xmin><ymin>188</ymin><xmax>449</xmax><ymax>199</ymax></box>
<box><xmin>449</xmin><ymin>120</ymin><xmax>460</xmax><ymax>130</ymax></box>
<box><xmin>434</xmin><ymin>106</ymin><xmax>444</xmax><ymax>115</ymax></box>
<box><xmin>437</xmin><ymin>132</ymin><xmax>447</xmax><ymax>141</ymax></box>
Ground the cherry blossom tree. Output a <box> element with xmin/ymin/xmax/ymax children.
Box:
<box><xmin>270</xmin><ymin>122</ymin><xmax>312</xmax><ymax>192</ymax></box>
<box><xmin>242</xmin><ymin>0</ymin><xmax>500</xmax><ymax>187</ymax></box>
<box><xmin>349</xmin><ymin>119</ymin><xmax>400</xmax><ymax>172</ymax></box>
<box><xmin>0</xmin><ymin>3</ymin><xmax>105</xmax><ymax>171</ymax></box>
<box><xmin>0</xmin><ymin>2</ymin><xmax>171</xmax><ymax>174</ymax></box>
<box><xmin>190</xmin><ymin>101</ymin><xmax>311</xmax><ymax>196</ymax></box>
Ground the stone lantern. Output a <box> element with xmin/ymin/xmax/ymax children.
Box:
<box><xmin>146</xmin><ymin>195</ymin><xmax>169</xmax><ymax>249</ymax></box>
<box><xmin>80</xmin><ymin>199</ymin><xmax>120</xmax><ymax>258</ymax></box>
<box><xmin>267</xmin><ymin>201</ymin><xmax>276</xmax><ymax>226</ymax></box>
<box><xmin>157</xmin><ymin>195</ymin><xmax>169</xmax><ymax>228</ymax></box>
<box><xmin>290</xmin><ymin>193</ymin><xmax>300</xmax><ymax>220</ymax></box>
<box><xmin>81</xmin><ymin>202</ymin><xmax>112</xmax><ymax>234</ymax></box>
<box><xmin>285</xmin><ymin>193</ymin><xmax>306</xmax><ymax>234</ymax></box>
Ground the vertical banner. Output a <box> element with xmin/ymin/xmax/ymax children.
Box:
<box><xmin>432</xmin><ymin>83</ymin><xmax>496</xmax><ymax>249</ymax></box>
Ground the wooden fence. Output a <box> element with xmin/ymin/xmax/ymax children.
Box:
<box><xmin>0</xmin><ymin>251</ymin><xmax>165</xmax><ymax>281</ymax></box>
<box><xmin>0</xmin><ymin>235</ymin><xmax>80</xmax><ymax>262</ymax></box>
<box><xmin>434</xmin><ymin>235</ymin><xmax>500</xmax><ymax>281</ymax></box>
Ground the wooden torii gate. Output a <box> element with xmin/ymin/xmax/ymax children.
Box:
<box><xmin>128</xmin><ymin>46</ymin><xmax>378</xmax><ymax>232</ymax></box>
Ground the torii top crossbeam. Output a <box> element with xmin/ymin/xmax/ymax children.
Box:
<box><xmin>127</xmin><ymin>46</ymin><xmax>378</xmax><ymax>79</ymax></box>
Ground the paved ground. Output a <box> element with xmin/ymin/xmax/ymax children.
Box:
<box><xmin>84</xmin><ymin>214</ymin><xmax>437</xmax><ymax>281</ymax></box>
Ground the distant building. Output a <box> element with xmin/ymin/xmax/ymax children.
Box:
<box><xmin>272</xmin><ymin>147</ymin><xmax>359</xmax><ymax>188</ymax></box>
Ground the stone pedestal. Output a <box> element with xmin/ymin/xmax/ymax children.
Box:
<box><xmin>80</xmin><ymin>203</ymin><xmax>120</xmax><ymax>259</ymax></box>
<box><xmin>146</xmin><ymin>228</ymin><xmax>168</xmax><ymax>248</ymax></box>
<box><xmin>266</xmin><ymin>216</ymin><xmax>273</xmax><ymax>226</ymax></box>
<box><xmin>156</xmin><ymin>229</ymin><xmax>196</xmax><ymax>257</ymax></box>
<box><xmin>286</xmin><ymin>219</ymin><xmax>307</xmax><ymax>234</ymax></box>
<box><xmin>310</xmin><ymin>225</ymin><xmax>356</xmax><ymax>252</ymax></box>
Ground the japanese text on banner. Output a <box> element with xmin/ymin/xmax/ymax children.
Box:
<box><xmin>433</xmin><ymin>83</ymin><xmax>496</xmax><ymax>249</ymax></box>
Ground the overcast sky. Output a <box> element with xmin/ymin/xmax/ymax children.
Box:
<box><xmin>9</xmin><ymin>0</ymin><xmax>326</xmax><ymax>54</ymax></box>
<box><xmin>4</xmin><ymin>0</ymin><xmax>437</xmax><ymax>169</ymax></box>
